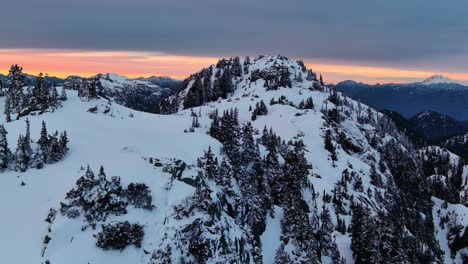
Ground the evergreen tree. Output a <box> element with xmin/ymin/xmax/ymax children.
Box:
<box><xmin>0</xmin><ymin>125</ymin><xmax>10</xmax><ymax>168</ymax></box>
<box><xmin>24</xmin><ymin>118</ymin><xmax>32</xmax><ymax>155</ymax></box>
<box><xmin>14</xmin><ymin>134</ymin><xmax>29</xmax><ymax>172</ymax></box>
<box><xmin>4</xmin><ymin>96</ymin><xmax>11</xmax><ymax>122</ymax></box>
<box><xmin>198</xmin><ymin>146</ymin><xmax>218</xmax><ymax>180</ymax></box>
<box><xmin>59</xmin><ymin>131</ymin><xmax>69</xmax><ymax>156</ymax></box>
<box><xmin>85</xmin><ymin>165</ymin><xmax>95</xmax><ymax>179</ymax></box>
<box><xmin>32</xmin><ymin>73</ymin><xmax>50</xmax><ymax>111</ymax></box>
<box><xmin>49</xmin><ymin>131</ymin><xmax>61</xmax><ymax>162</ymax></box>
<box><xmin>49</xmin><ymin>82</ymin><xmax>60</xmax><ymax>107</ymax></box>
<box><xmin>241</xmin><ymin>122</ymin><xmax>257</xmax><ymax>163</ymax></box>
<box><xmin>209</xmin><ymin>112</ymin><xmax>221</xmax><ymax>140</ymax></box>
<box><xmin>219</xmin><ymin>69</ymin><xmax>233</xmax><ymax>99</ymax></box>
<box><xmin>37</xmin><ymin>121</ymin><xmax>50</xmax><ymax>163</ymax></box>
<box><xmin>87</xmin><ymin>78</ymin><xmax>98</xmax><ymax>99</ymax></box>
<box><xmin>98</xmin><ymin>165</ymin><xmax>106</xmax><ymax>180</ymax></box>
<box><xmin>7</xmin><ymin>64</ymin><xmax>25</xmax><ymax>113</ymax></box>
<box><xmin>61</xmin><ymin>87</ymin><xmax>67</xmax><ymax>101</ymax></box>
<box><xmin>324</xmin><ymin>130</ymin><xmax>337</xmax><ymax>161</ymax></box>
<box><xmin>274</xmin><ymin>244</ymin><xmax>292</xmax><ymax>263</ymax></box>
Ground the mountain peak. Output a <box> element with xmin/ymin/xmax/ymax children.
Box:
<box><xmin>421</xmin><ymin>74</ymin><xmax>459</xmax><ymax>85</ymax></box>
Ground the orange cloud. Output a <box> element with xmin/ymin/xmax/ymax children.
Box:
<box><xmin>0</xmin><ymin>49</ymin><xmax>218</xmax><ymax>79</ymax></box>
<box><xmin>1</xmin><ymin>48</ymin><xmax>467</xmax><ymax>85</ymax></box>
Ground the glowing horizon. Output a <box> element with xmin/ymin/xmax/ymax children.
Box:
<box><xmin>1</xmin><ymin>48</ymin><xmax>468</xmax><ymax>85</ymax></box>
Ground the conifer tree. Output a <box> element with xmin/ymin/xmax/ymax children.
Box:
<box><xmin>61</xmin><ymin>87</ymin><xmax>67</xmax><ymax>101</ymax></box>
<box><xmin>59</xmin><ymin>131</ymin><xmax>69</xmax><ymax>156</ymax></box>
<box><xmin>274</xmin><ymin>244</ymin><xmax>292</xmax><ymax>263</ymax></box>
<box><xmin>85</xmin><ymin>165</ymin><xmax>95</xmax><ymax>179</ymax></box>
<box><xmin>7</xmin><ymin>64</ymin><xmax>25</xmax><ymax>113</ymax></box>
<box><xmin>87</xmin><ymin>78</ymin><xmax>98</xmax><ymax>99</ymax></box>
<box><xmin>324</xmin><ymin>130</ymin><xmax>337</xmax><ymax>161</ymax></box>
<box><xmin>49</xmin><ymin>131</ymin><xmax>61</xmax><ymax>162</ymax></box>
<box><xmin>37</xmin><ymin>121</ymin><xmax>49</xmax><ymax>163</ymax></box>
<box><xmin>4</xmin><ymin>96</ymin><xmax>11</xmax><ymax>122</ymax></box>
<box><xmin>14</xmin><ymin>134</ymin><xmax>29</xmax><ymax>172</ymax></box>
<box><xmin>24</xmin><ymin>118</ymin><xmax>32</xmax><ymax>155</ymax></box>
<box><xmin>241</xmin><ymin>122</ymin><xmax>257</xmax><ymax>163</ymax></box>
<box><xmin>98</xmin><ymin>165</ymin><xmax>106</xmax><ymax>179</ymax></box>
<box><xmin>0</xmin><ymin>125</ymin><xmax>10</xmax><ymax>168</ymax></box>
<box><xmin>209</xmin><ymin>113</ymin><xmax>220</xmax><ymax>140</ymax></box>
<box><xmin>198</xmin><ymin>146</ymin><xmax>218</xmax><ymax>179</ymax></box>
<box><xmin>50</xmin><ymin>82</ymin><xmax>59</xmax><ymax>106</ymax></box>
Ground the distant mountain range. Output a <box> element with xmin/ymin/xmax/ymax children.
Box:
<box><xmin>381</xmin><ymin>110</ymin><xmax>468</xmax><ymax>142</ymax></box>
<box><xmin>0</xmin><ymin>73</ymin><xmax>180</xmax><ymax>90</ymax></box>
<box><xmin>333</xmin><ymin>74</ymin><xmax>468</xmax><ymax>120</ymax></box>
<box><xmin>1</xmin><ymin>73</ymin><xmax>181</xmax><ymax>113</ymax></box>
<box><xmin>62</xmin><ymin>73</ymin><xmax>181</xmax><ymax>113</ymax></box>
<box><xmin>0</xmin><ymin>73</ymin><xmax>64</xmax><ymax>87</ymax></box>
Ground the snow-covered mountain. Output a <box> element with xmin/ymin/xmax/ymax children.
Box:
<box><xmin>134</xmin><ymin>76</ymin><xmax>181</xmax><ymax>90</ymax></box>
<box><xmin>0</xmin><ymin>55</ymin><xmax>467</xmax><ymax>263</ymax></box>
<box><xmin>63</xmin><ymin>73</ymin><xmax>179</xmax><ymax>113</ymax></box>
<box><xmin>421</xmin><ymin>74</ymin><xmax>463</xmax><ymax>85</ymax></box>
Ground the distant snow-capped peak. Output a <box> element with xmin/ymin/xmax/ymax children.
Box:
<box><xmin>421</xmin><ymin>74</ymin><xmax>461</xmax><ymax>85</ymax></box>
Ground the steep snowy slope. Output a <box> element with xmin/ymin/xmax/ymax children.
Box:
<box><xmin>0</xmin><ymin>55</ymin><xmax>466</xmax><ymax>263</ymax></box>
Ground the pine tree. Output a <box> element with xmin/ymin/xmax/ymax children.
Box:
<box><xmin>32</xmin><ymin>73</ymin><xmax>50</xmax><ymax>111</ymax></box>
<box><xmin>7</xmin><ymin>64</ymin><xmax>25</xmax><ymax>113</ymax></box>
<box><xmin>370</xmin><ymin>163</ymin><xmax>383</xmax><ymax>188</ymax></box>
<box><xmin>49</xmin><ymin>131</ymin><xmax>61</xmax><ymax>162</ymax></box>
<box><xmin>217</xmin><ymin>157</ymin><xmax>233</xmax><ymax>193</ymax></box>
<box><xmin>274</xmin><ymin>244</ymin><xmax>292</xmax><ymax>263</ymax></box>
<box><xmin>324</xmin><ymin>130</ymin><xmax>337</xmax><ymax>161</ymax></box>
<box><xmin>49</xmin><ymin>82</ymin><xmax>59</xmax><ymax>106</ymax></box>
<box><xmin>4</xmin><ymin>96</ymin><xmax>11</xmax><ymax>122</ymax></box>
<box><xmin>241</xmin><ymin>122</ymin><xmax>257</xmax><ymax>163</ymax></box>
<box><xmin>24</xmin><ymin>118</ymin><xmax>32</xmax><ymax>155</ymax></box>
<box><xmin>191</xmin><ymin>115</ymin><xmax>200</xmax><ymax>128</ymax></box>
<box><xmin>37</xmin><ymin>120</ymin><xmax>49</xmax><ymax>163</ymax></box>
<box><xmin>265</xmin><ymin>143</ymin><xmax>282</xmax><ymax>205</ymax></box>
<box><xmin>14</xmin><ymin>134</ymin><xmax>29</xmax><ymax>172</ymax></box>
<box><xmin>198</xmin><ymin>146</ymin><xmax>218</xmax><ymax>179</ymax></box>
<box><xmin>98</xmin><ymin>165</ymin><xmax>106</xmax><ymax>180</ymax></box>
<box><xmin>219</xmin><ymin>69</ymin><xmax>233</xmax><ymax>99</ymax></box>
<box><xmin>209</xmin><ymin>112</ymin><xmax>220</xmax><ymax>140</ymax></box>
<box><xmin>85</xmin><ymin>165</ymin><xmax>95</xmax><ymax>179</ymax></box>
<box><xmin>0</xmin><ymin>125</ymin><xmax>10</xmax><ymax>168</ymax></box>
<box><xmin>59</xmin><ymin>131</ymin><xmax>69</xmax><ymax>156</ymax></box>
<box><xmin>87</xmin><ymin>78</ymin><xmax>98</xmax><ymax>99</ymax></box>
<box><xmin>61</xmin><ymin>87</ymin><xmax>67</xmax><ymax>101</ymax></box>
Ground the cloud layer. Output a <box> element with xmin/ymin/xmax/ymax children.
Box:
<box><xmin>1</xmin><ymin>0</ymin><xmax>468</xmax><ymax>69</ymax></box>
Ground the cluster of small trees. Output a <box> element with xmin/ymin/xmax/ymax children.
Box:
<box><xmin>3</xmin><ymin>65</ymin><xmax>66</xmax><ymax>122</ymax></box>
<box><xmin>251</xmin><ymin>100</ymin><xmax>268</xmax><ymax>121</ymax></box>
<box><xmin>60</xmin><ymin>165</ymin><xmax>154</xmax><ymax>225</ymax></box>
<box><xmin>96</xmin><ymin>221</ymin><xmax>144</xmax><ymax>250</ymax></box>
<box><xmin>181</xmin><ymin>58</ymin><xmax>241</xmax><ymax>109</ymax></box>
<box><xmin>299</xmin><ymin>97</ymin><xmax>314</xmax><ymax>110</ymax></box>
<box><xmin>250</xmin><ymin>65</ymin><xmax>292</xmax><ymax>91</ymax></box>
<box><xmin>0</xmin><ymin>119</ymin><xmax>68</xmax><ymax>172</ymax></box>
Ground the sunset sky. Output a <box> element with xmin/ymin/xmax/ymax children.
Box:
<box><xmin>1</xmin><ymin>0</ymin><xmax>468</xmax><ymax>84</ymax></box>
